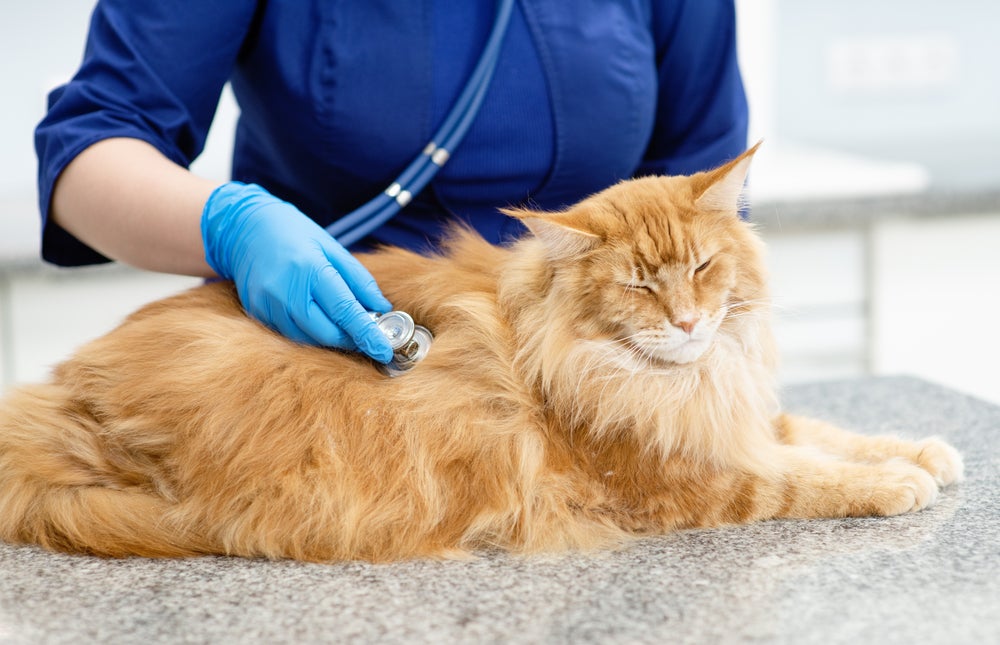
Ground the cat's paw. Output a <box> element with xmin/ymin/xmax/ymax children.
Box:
<box><xmin>869</xmin><ymin>458</ymin><xmax>939</xmax><ymax>516</ymax></box>
<box><xmin>914</xmin><ymin>437</ymin><xmax>964</xmax><ymax>487</ymax></box>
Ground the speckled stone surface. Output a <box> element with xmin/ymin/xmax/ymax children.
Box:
<box><xmin>0</xmin><ymin>376</ymin><xmax>996</xmax><ymax>644</ymax></box>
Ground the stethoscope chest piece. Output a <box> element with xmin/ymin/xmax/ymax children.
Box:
<box><xmin>370</xmin><ymin>311</ymin><xmax>433</xmax><ymax>377</ymax></box>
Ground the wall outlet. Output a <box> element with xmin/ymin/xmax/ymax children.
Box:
<box><xmin>827</xmin><ymin>33</ymin><xmax>959</xmax><ymax>95</ymax></box>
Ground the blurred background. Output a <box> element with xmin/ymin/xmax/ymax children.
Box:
<box><xmin>1</xmin><ymin>1</ymin><xmax>998</xmax><ymax>403</ymax></box>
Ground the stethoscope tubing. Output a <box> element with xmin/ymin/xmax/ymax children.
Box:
<box><xmin>326</xmin><ymin>0</ymin><xmax>516</xmax><ymax>246</ymax></box>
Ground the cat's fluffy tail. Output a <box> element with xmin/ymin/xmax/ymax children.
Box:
<box><xmin>0</xmin><ymin>383</ymin><xmax>200</xmax><ymax>557</ymax></box>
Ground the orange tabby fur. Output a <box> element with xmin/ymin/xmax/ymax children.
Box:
<box><xmin>0</xmin><ymin>146</ymin><xmax>962</xmax><ymax>561</ymax></box>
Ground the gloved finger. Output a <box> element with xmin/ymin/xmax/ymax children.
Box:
<box><xmin>321</xmin><ymin>240</ymin><xmax>393</xmax><ymax>313</ymax></box>
<box><xmin>235</xmin><ymin>285</ymin><xmax>315</xmax><ymax>346</ymax></box>
<box><xmin>257</xmin><ymin>265</ymin><xmax>371</xmax><ymax>356</ymax></box>
<box><xmin>288</xmin><ymin>299</ymin><xmax>362</xmax><ymax>351</ymax></box>
<box><xmin>261</xmin><ymin>302</ymin><xmax>319</xmax><ymax>347</ymax></box>
<box><xmin>311</xmin><ymin>265</ymin><xmax>395</xmax><ymax>363</ymax></box>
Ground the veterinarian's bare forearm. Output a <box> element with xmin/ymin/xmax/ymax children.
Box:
<box><xmin>50</xmin><ymin>137</ymin><xmax>219</xmax><ymax>277</ymax></box>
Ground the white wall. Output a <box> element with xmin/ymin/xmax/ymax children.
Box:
<box><xmin>1</xmin><ymin>1</ymin><xmax>238</xmax><ymax>263</ymax></box>
<box><xmin>1</xmin><ymin>2</ymin><xmax>93</xmax><ymax>199</ymax></box>
<box><xmin>0</xmin><ymin>1</ymin><xmax>236</xmax><ymax>389</ymax></box>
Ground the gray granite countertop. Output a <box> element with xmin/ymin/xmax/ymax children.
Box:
<box><xmin>0</xmin><ymin>376</ymin><xmax>996</xmax><ymax>644</ymax></box>
<box><xmin>751</xmin><ymin>187</ymin><xmax>1000</xmax><ymax>232</ymax></box>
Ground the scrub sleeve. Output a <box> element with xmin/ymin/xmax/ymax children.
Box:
<box><xmin>641</xmin><ymin>0</ymin><xmax>748</xmax><ymax>177</ymax></box>
<box><xmin>34</xmin><ymin>1</ymin><xmax>257</xmax><ymax>266</ymax></box>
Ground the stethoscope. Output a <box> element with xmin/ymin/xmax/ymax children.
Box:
<box><xmin>333</xmin><ymin>0</ymin><xmax>516</xmax><ymax>375</ymax></box>
<box><xmin>325</xmin><ymin>0</ymin><xmax>515</xmax><ymax>247</ymax></box>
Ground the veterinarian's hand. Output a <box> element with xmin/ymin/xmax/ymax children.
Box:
<box><xmin>201</xmin><ymin>182</ymin><xmax>395</xmax><ymax>362</ymax></box>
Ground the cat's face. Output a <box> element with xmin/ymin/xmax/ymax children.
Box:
<box><xmin>513</xmin><ymin>145</ymin><xmax>765</xmax><ymax>366</ymax></box>
<box><xmin>596</xmin><ymin>209</ymin><xmax>742</xmax><ymax>365</ymax></box>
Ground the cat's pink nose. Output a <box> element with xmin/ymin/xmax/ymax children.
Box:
<box><xmin>673</xmin><ymin>316</ymin><xmax>700</xmax><ymax>335</ymax></box>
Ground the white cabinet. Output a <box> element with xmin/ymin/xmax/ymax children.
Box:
<box><xmin>871</xmin><ymin>213</ymin><xmax>1000</xmax><ymax>404</ymax></box>
<box><xmin>761</xmin><ymin>212</ymin><xmax>1000</xmax><ymax>405</ymax></box>
<box><xmin>760</xmin><ymin>229</ymin><xmax>868</xmax><ymax>384</ymax></box>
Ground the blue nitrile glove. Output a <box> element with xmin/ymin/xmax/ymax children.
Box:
<box><xmin>201</xmin><ymin>182</ymin><xmax>395</xmax><ymax>363</ymax></box>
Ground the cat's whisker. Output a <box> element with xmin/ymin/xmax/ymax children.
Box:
<box><xmin>723</xmin><ymin>311</ymin><xmax>764</xmax><ymax>321</ymax></box>
<box><xmin>574</xmin><ymin>341</ymin><xmax>649</xmax><ymax>383</ymax></box>
<box><xmin>726</xmin><ymin>298</ymin><xmax>790</xmax><ymax>314</ymax></box>
<box><xmin>608</xmin><ymin>334</ymin><xmax>646</xmax><ymax>348</ymax></box>
<box><xmin>724</xmin><ymin>298</ymin><xmax>772</xmax><ymax>310</ymax></box>
<box><xmin>573</xmin><ymin>350</ymin><xmax>620</xmax><ymax>384</ymax></box>
<box><xmin>583</xmin><ymin>341</ymin><xmax>676</xmax><ymax>384</ymax></box>
<box><xmin>583</xmin><ymin>349</ymin><xmax>637</xmax><ymax>379</ymax></box>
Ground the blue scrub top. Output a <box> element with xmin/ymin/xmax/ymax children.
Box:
<box><xmin>35</xmin><ymin>0</ymin><xmax>747</xmax><ymax>266</ymax></box>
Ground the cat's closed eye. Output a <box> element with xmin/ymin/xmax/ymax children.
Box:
<box><xmin>694</xmin><ymin>259</ymin><xmax>711</xmax><ymax>275</ymax></box>
<box><xmin>623</xmin><ymin>283</ymin><xmax>654</xmax><ymax>294</ymax></box>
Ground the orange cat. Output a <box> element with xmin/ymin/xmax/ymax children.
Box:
<box><xmin>0</xmin><ymin>145</ymin><xmax>962</xmax><ymax>561</ymax></box>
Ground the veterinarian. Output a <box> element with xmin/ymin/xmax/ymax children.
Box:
<box><xmin>35</xmin><ymin>1</ymin><xmax>747</xmax><ymax>363</ymax></box>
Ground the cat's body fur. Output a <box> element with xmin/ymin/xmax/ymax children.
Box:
<box><xmin>0</xmin><ymin>147</ymin><xmax>962</xmax><ymax>561</ymax></box>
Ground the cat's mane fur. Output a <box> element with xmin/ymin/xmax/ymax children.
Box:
<box><xmin>0</xmin><ymin>146</ymin><xmax>961</xmax><ymax>561</ymax></box>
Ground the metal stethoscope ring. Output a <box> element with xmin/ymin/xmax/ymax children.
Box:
<box><xmin>369</xmin><ymin>311</ymin><xmax>434</xmax><ymax>377</ymax></box>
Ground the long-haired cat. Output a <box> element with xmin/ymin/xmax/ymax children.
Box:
<box><xmin>0</xmin><ymin>145</ymin><xmax>962</xmax><ymax>561</ymax></box>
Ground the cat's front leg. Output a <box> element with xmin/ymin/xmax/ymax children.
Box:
<box><xmin>762</xmin><ymin>444</ymin><xmax>941</xmax><ymax>519</ymax></box>
<box><xmin>774</xmin><ymin>413</ymin><xmax>964</xmax><ymax>487</ymax></box>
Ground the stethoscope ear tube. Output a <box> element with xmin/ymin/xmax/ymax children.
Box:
<box><xmin>326</xmin><ymin>0</ymin><xmax>516</xmax><ymax>247</ymax></box>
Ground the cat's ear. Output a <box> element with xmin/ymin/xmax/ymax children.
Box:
<box><xmin>503</xmin><ymin>207</ymin><xmax>601</xmax><ymax>259</ymax></box>
<box><xmin>694</xmin><ymin>140</ymin><xmax>762</xmax><ymax>214</ymax></box>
